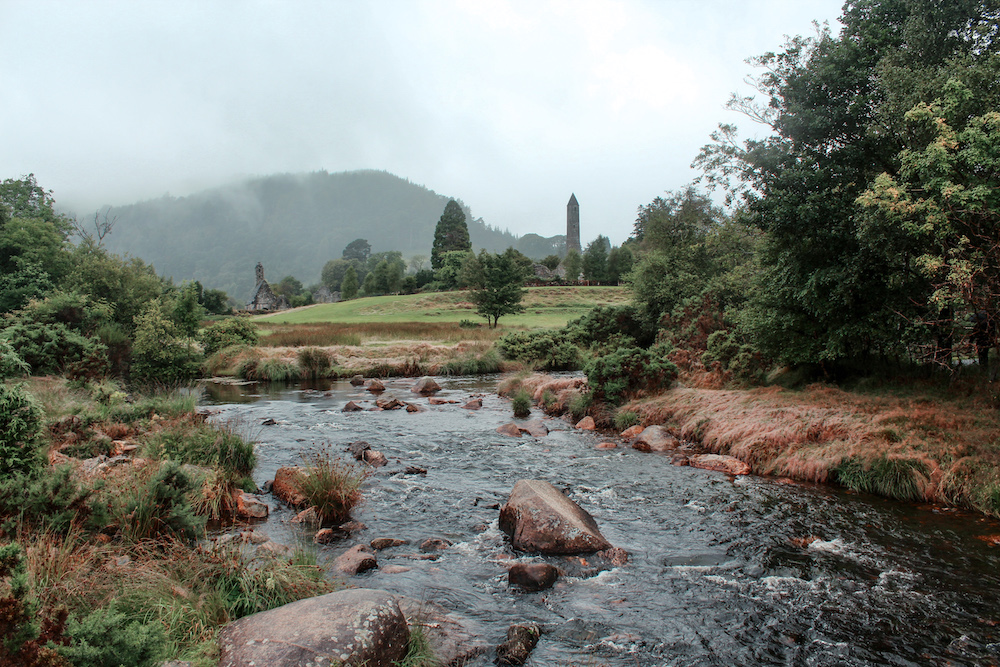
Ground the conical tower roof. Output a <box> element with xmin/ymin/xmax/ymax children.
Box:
<box><xmin>568</xmin><ymin>193</ymin><xmax>578</xmax><ymax>206</ymax></box>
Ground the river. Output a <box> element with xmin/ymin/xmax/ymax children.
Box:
<box><xmin>203</xmin><ymin>375</ymin><xmax>1000</xmax><ymax>666</ymax></box>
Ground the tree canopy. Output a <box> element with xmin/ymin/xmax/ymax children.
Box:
<box><xmin>467</xmin><ymin>249</ymin><xmax>527</xmax><ymax>328</ymax></box>
<box><xmin>431</xmin><ymin>200</ymin><xmax>472</xmax><ymax>270</ymax></box>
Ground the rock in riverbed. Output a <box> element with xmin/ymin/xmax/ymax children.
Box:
<box><xmin>218</xmin><ymin>588</ymin><xmax>408</xmax><ymax>667</ymax></box>
<box><xmin>689</xmin><ymin>453</ymin><xmax>751</xmax><ymax>475</ymax></box>
<box><xmin>499</xmin><ymin>479</ymin><xmax>612</xmax><ymax>554</ymax></box>
<box><xmin>632</xmin><ymin>425</ymin><xmax>679</xmax><ymax>452</ymax></box>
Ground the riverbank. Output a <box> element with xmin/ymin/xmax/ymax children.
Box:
<box><xmin>506</xmin><ymin>372</ymin><xmax>1000</xmax><ymax>518</ymax></box>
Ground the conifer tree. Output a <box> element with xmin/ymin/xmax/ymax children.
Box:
<box><xmin>431</xmin><ymin>200</ymin><xmax>471</xmax><ymax>270</ymax></box>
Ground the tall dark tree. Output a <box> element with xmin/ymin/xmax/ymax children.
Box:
<box><xmin>340</xmin><ymin>264</ymin><xmax>358</xmax><ymax>299</ymax></box>
<box><xmin>582</xmin><ymin>236</ymin><xmax>611</xmax><ymax>284</ymax></box>
<box><xmin>431</xmin><ymin>200</ymin><xmax>471</xmax><ymax>270</ymax></box>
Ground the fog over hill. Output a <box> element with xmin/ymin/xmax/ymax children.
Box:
<box><xmin>102</xmin><ymin>170</ymin><xmax>563</xmax><ymax>301</ymax></box>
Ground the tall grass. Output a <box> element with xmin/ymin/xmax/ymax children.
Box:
<box><xmin>259</xmin><ymin>322</ymin><xmax>501</xmax><ymax>346</ymax></box>
<box><xmin>297</xmin><ymin>445</ymin><xmax>368</xmax><ymax>525</ymax></box>
<box><xmin>297</xmin><ymin>347</ymin><xmax>333</xmax><ymax>378</ymax></box>
<box><xmin>440</xmin><ymin>348</ymin><xmax>502</xmax><ymax>376</ymax></box>
<box><xmin>835</xmin><ymin>456</ymin><xmax>930</xmax><ymax>501</ymax></box>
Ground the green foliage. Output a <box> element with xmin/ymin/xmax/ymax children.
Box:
<box><xmin>297</xmin><ymin>445</ymin><xmax>368</xmax><ymax>525</ymax></box>
<box><xmin>200</xmin><ymin>286</ymin><xmax>231</xmax><ymax>315</ymax></box>
<box><xmin>496</xmin><ymin>330</ymin><xmax>579</xmax><ymax>371</ymax></box>
<box><xmin>0</xmin><ymin>541</ymin><xmax>68</xmax><ymax>667</ymax></box>
<box><xmin>434</xmin><ymin>250</ymin><xmax>474</xmax><ymax>291</ymax></box>
<box><xmin>702</xmin><ymin>329</ymin><xmax>767</xmax><ymax>384</ymax></box>
<box><xmin>0</xmin><ymin>338</ymin><xmax>29</xmax><ymax>379</ymax></box>
<box><xmin>512</xmin><ymin>389</ymin><xmax>531</xmax><ymax>418</ymax></box>
<box><xmin>582</xmin><ymin>235</ymin><xmax>610</xmax><ymax>284</ymax></box>
<box><xmin>440</xmin><ymin>348</ymin><xmax>502</xmax><ymax>375</ymax></box>
<box><xmin>561</xmin><ymin>250</ymin><xmax>582</xmax><ymax>282</ymax></box>
<box><xmin>568</xmin><ymin>391</ymin><xmax>592</xmax><ymax>421</ymax></box>
<box><xmin>540</xmin><ymin>254</ymin><xmax>561</xmax><ymax>271</ymax></box>
<box><xmin>0</xmin><ymin>259</ymin><xmax>55</xmax><ymax>314</ymax></box>
<box><xmin>171</xmin><ymin>281</ymin><xmax>204</xmax><ymax>339</ymax></box>
<box><xmin>394</xmin><ymin>624</ymin><xmax>437</xmax><ymax>667</ymax></box>
<box><xmin>255</xmin><ymin>358</ymin><xmax>300</xmax><ymax>383</ymax></box>
<box><xmin>431</xmin><ymin>199</ymin><xmax>472</xmax><ymax>270</ymax></box>
<box><xmin>835</xmin><ymin>456</ymin><xmax>929</xmax><ymax>502</ymax></box>
<box><xmin>297</xmin><ymin>347</ymin><xmax>332</xmax><ymax>379</ymax></box>
<box><xmin>467</xmin><ymin>249</ymin><xmax>526</xmax><ymax>328</ymax></box>
<box><xmin>1</xmin><ymin>320</ymin><xmax>108</xmax><ymax>378</ymax></box>
<box><xmin>606</xmin><ymin>245</ymin><xmax>633</xmax><ymax>285</ymax></box>
<box><xmin>342</xmin><ymin>238</ymin><xmax>371</xmax><ymax>263</ymax></box>
<box><xmin>130</xmin><ymin>301</ymin><xmax>202</xmax><ymax>385</ymax></box>
<box><xmin>143</xmin><ymin>420</ymin><xmax>256</xmax><ymax>480</ymax></box>
<box><xmin>118</xmin><ymin>461</ymin><xmax>206</xmax><ymax>542</ymax></box>
<box><xmin>613</xmin><ymin>410</ymin><xmax>640</xmax><ymax>431</ymax></box>
<box><xmin>0</xmin><ymin>465</ymin><xmax>109</xmax><ymax>535</ymax></box>
<box><xmin>0</xmin><ymin>382</ymin><xmax>43</xmax><ymax>476</ymax></box>
<box><xmin>565</xmin><ymin>304</ymin><xmax>653</xmax><ymax>348</ymax></box>
<box><xmin>340</xmin><ymin>264</ymin><xmax>359</xmax><ymax>300</ymax></box>
<box><xmin>58</xmin><ymin>605</ymin><xmax>166</xmax><ymax>667</ymax></box>
<box><xmin>200</xmin><ymin>316</ymin><xmax>259</xmax><ymax>357</ymax></box>
<box><xmin>584</xmin><ymin>343</ymin><xmax>678</xmax><ymax>405</ymax></box>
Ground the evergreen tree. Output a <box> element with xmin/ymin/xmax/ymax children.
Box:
<box><xmin>582</xmin><ymin>236</ymin><xmax>611</xmax><ymax>284</ymax></box>
<box><xmin>562</xmin><ymin>250</ymin><xmax>582</xmax><ymax>282</ymax></box>
<box><xmin>468</xmin><ymin>250</ymin><xmax>527</xmax><ymax>328</ymax></box>
<box><xmin>431</xmin><ymin>200</ymin><xmax>471</xmax><ymax>270</ymax></box>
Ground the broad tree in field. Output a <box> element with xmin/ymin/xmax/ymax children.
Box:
<box><xmin>431</xmin><ymin>200</ymin><xmax>471</xmax><ymax>270</ymax></box>
<box><xmin>468</xmin><ymin>249</ymin><xmax>527</xmax><ymax>328</ymax></box>
<box><xmin>342</xmin><ymin>238</ymin><xmax>371</xmax><ymax>263</ymax></box>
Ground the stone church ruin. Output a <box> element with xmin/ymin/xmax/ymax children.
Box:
<box><xmin>245</xmin><ymin>262</ymin><xmax>290</xmax><ymax>312</ymax></box>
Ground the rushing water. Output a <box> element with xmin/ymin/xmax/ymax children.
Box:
<box><xmin>203</xmin><ymin>376</ymin><xmax>1000</xmax><ymax>666</ymax></box>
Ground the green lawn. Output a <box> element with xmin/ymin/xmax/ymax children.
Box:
<box><xmin>254</xmin><ymin>286</ymin><xmax>630</xmax><ymax>328</ymax></box>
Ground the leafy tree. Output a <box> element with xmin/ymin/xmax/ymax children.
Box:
<box><xmin>200</xmin><ymin>287</ymin><xmax>231</xmax><ymax>315</ymax></box>
<box><xmin>322</xmin><ymin>258</ymin><xmax>364</xmax><ymax>292</ymax></box>
<box><xmin>273</xmin><ymin>275</ymin><xmax>304</xmax><ymax>299</ymax></box>
<box><xmin>467</xmin><ymin>249</ymin><xmax>526</xmax><ymax>327</ymax></box>
<box><xmin>0</xmin><ymin>174</ymin><xmax>72</xmax><ymax>231</ymax></box>
<box><xmin>68</xmin><ymin>240</ymin><xmax>169</xmax><ymax>331</ymax></box>
<box><xmin>431</xmin><ymin>200</ymin><xmax>471</xmax><ymax>269</ymax></box>
<box><xmin>0</xmin><ymin>260</ymin><xmax>54</xmax><ymax>313</ymax></box>
<box><xmin>172</xmin><ymin>281</ymin><xmax>204</xmax><ymax>339</ymax></box>
<box><xmin>540</xmin><ymin>254</ymin><xmax>561</xmax><ymax>271</ymax></box>
<box><xmin>371</xmin><ymin>259</ymin><xmax>404</xmax><ymax>295</ymax></box>
<box><xmin>342</xmin><ymin>238</ymin><xmax>371</xmax><ymax>263</ymax></box>
<box><xmin>436</xmin><ymin>250</ymin><xmax>474</xmax><ymax>290</ymax></box>
<box><xmin>361</xmin><ymin>271</ymin><xmax>377</xmax><ymax>296</ymax></box>
<box><xmin>130</xmin><ymin>300</ymin><xmax>201</xmax><ymax>384</ymax></box>
<box><xmin>561</xmin><ymin>250</ymin><xmax>582</xmax><ymax>282</ymax></box>
<box><xmin>582</xmin><ymin>236</ymin><xmax>611</xmax><ymax>283</ymax></box>
<box><xmin>200</xmin><ymin>316</ymin><xmax>259</xmax><ymax>356</ymax></box>
<box><xmin>340</xmin><ymin>264</ymin><xmax>359</xmax><ymax>299</ymax></box>
<box><xmin>694</xmin><ymin>0</ymin><xmax>1000</xmax><ymax>366</ymax></box>
<box><xmin>408</xmin><ymin>254</ymin><xmax>428</xmax><ymax>274</ymax></box>
<box><xmin>607</xmin><ymin>245</ymin><xmax>634</xmax><ymax>284</ymax></box>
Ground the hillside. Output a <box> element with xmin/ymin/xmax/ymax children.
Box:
<box><xmin>102</xmin><ymin>170</ymin><xmax>532</xmax><ymax>301</ymax></box>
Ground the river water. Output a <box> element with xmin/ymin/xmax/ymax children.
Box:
<box><xmin>203</xmin><ymin>375</ymin><xmax>1000</xmax><ymax>666</ymax></box>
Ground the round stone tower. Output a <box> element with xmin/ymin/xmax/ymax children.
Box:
<box><xmin>566</xmin><ymin>193</ymin><xmax>580</xmax><ymax>254</ymax></box>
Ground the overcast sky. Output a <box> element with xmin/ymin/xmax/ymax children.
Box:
<box><xmin>1</xmin><ymin>0</ymin><xmax>844</xmax><ymax>246</ymax></box>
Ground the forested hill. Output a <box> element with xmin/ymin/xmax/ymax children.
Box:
<box><xmin>102</xmin><ymin>170</ymin><xmax>519</xmax><ymax>301</ymax></box>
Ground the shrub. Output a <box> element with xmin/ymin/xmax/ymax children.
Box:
<box><xmin>458</xmin><ymin>319</ymin><xmax>480</xmax><ymax>329</ymax></box>
<box><xmin>200</xmin><ymin>316</ymin><xmax>259</xmax><ymax>357</ymax></box>
<box><xmin>130</xmin><ymin>303</ymin><xmax>202</xmax><ymax>385</ymax></box>
<box><xmin>512</xmin><ymin>389</ymin><xmax>531</xmax><ymax>418</ymax></box>
<box><xmin>297</xmin><ymin>347</ymin><xmax>332</xmax><ymax>379</ymax></box>
<box><xmin>565</xmin><ymin>304</ymin><xmax>653</xmax><ymax>348</ymax></box>
<box><xmin>614</xmin><ymin>410</ymin><xmax>640</xmax><ymax>431</ymax></box>
<box><xmin>584</xmin><ymin>343</ymin><xmax>678</xmax><ymax>405</ymax></box>
<box><xmin>58</xmin><ymin>604</ymin><xmax>166</xmax><ymax>667</ymax></box>
<box><xmin>0</xmin><ymin>382</ymin><xmax>43</xmax><ymax>476</ymax></box>
<box><xmin>702</xmin><ymin>329</ymin><xmax>767</xmax><ymax>384</ymax></box>
<box><xmin>0</xmin><ymin>542</ymin><xmax>69</xmax><ymax>667</ymax></box>
<box><xmin>2</xmin><ymin>320</ymin><xmax>108</xmax><ymax>377</ymax></box>
<box><xmin>496</xmin><ymin>330</ymin><xmax>579</xmax><ymax>371</ymax></box>
<box><xmin>297</xmin><ymin>445</ymin><xmax>368</xmax><ymax>525</ymax></box>
<box><xmin>204</xmin><ymin>344</ymin><xmax>251</xmax><ymax>375</ymax></box>
<box><xmin>118</xmin><ymin>461</ymin><xmax>205</xmax><ymax>542</ymax></box>
<box><xmin>0</xmin><ymin>465</ymin><xmax>109</xmax><ymax>535</ymax></box>
<box><xmin>143</xmin><ymin>419</ymin><xmax>256</xmax><ymax>480</ymax></box>
<box><xmin>440</xmin><ymin>348</ymin><xmax>503</xmax><ymax>375</ymax></box>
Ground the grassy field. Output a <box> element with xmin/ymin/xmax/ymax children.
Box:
<box><xmin>254</xmin><ymin>285</ymin><xmax>629</xmax><ymax>328</ymax></box>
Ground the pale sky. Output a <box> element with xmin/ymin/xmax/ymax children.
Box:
<box><xmin>1</xmin><ymin>0</ymin><xmax>844</xmax><ymax>246</ymax></box>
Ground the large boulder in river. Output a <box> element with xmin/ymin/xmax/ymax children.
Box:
<box><xmin>497</xmin><ymin>423</ymin><xmax>522</xmax><ymax>437</ymax></box>
<box><xmin>410</xmin><ymin>376</ymin><xmax>442</xmax><ymax>394</ymax></box>
<box><xmin>218</xmin><ymin>588</ymin><xmax>409</xmax><ymax>667</ymax></box>
<box><xmin>632</xmin><ymin>425</ymin><xmax>679</xmax><ymax>452</ymax></box>
<box><xmin>499</xmin><ymin>479</ymin><xmax>612</xmax><ymax>554</ymax></box>
<box><xmin>689</xmin><ymin>454</ymin><xmax>751</xmax><ymax>476</ymax></box>
<box><xmin>508</xmin><ymin>562</ymin><xmax>559</xmax><ymax>591</ymax></box>
<box><xmin>366</xmin><ymin>379</ymin><xmax>386</xmax><ymax>393</ymax></box>
<box><xmin>518</xmin><ymin>419</ymin><xmax>549</xmax><ymax>437</ymax></box>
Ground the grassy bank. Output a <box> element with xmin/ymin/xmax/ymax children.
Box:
<box><xmin>1</xmin><ymin>378</ymin><xmax>343</xmax><ymax>666</ymax></box>
<box><xmin>506</xmin><ymin>372</ymin><xmax>1000</xmax><ymax>517</ymax></box>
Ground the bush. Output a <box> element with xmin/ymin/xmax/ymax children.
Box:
<box><xmin>59</xmin><ymin>604</ymin><xmax>166</xmax><ymax>667</ymax></box>
<box><xmin>703</xmin><ymin>329</ymin><xmax>767</xmax><ymax>384</ymax></box>
<box><xmin>0</xmin><ymin>542</ymin><xmax>68</xmax><ymax>667</ymax></box>
<box><xmin>0</xmin><ymin>465</ymin><xmax>108</xmax><ymax>535</ymax></box>
<box><xmin>130</xmin><ymin>303</ymin><xmax>202</xmax><ymax>385</ymax></box>
<box><xmin>200</xmin><ymin>316</ymin><xmax>259</xmax><ymax>357</ymax></box>
<box><xmin>511</xmin><ymin>389</ymin><xmax>531</xmax><ymax>418</ymax></box>
<box><xmin>297</xmin><ymin>445</ymin><xmax>368</xmax><ymax>525</ymax></box>
<box><xmin>584</xmin><ymin>343</ymin><xmax>678</xmax><ymax>405</ymax></box>
<box><xmin>565</xmin><ymin>304</ymin><xmax>653</xmax><ymax>348</ymax></box>
<box><xmin>2</xmin><ymin>320</ymin><xmax>108</xmax><ymax>377</ymax></box>
<box><xmin>496</xmin><ymin>330</ymin><xmax>579</xmax><ymax>371</ymax></box>
<box><xmin>118</xmin><ymin>461</ymin><xmax>205</xmax><ymax>542</ymax></box>
<box><xmin>568</xmin><ymin>391</ymin><xmax>592</xmax><ymax>421</ymax></box>
<box><xmin>297</xmin><ymin>347</ymin><xmax>332</xmax><ymax>379</ymax></box>
<box><xmin>440</xmin><ymin>348</ymin><xmax>503</xmax><ymax>375</ymax></box>
<box><xmin>143</xmin><ymin>419</ymin><xmax>256</xmax><ymax>480</ymax></box>
<box><xmin>0</xmin><ymin>382</ymin><xmax>43</xmax><ymax>476</ymax></box>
